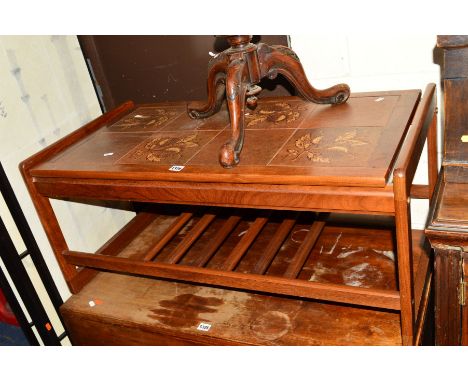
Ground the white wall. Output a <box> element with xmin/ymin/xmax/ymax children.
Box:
<box><xmin>290</xmin><ymin>35</ymin><xmax>441</xmax><ymax>229</ymax></box>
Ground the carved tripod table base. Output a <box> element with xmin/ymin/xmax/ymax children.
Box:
<box><xmin>188</xmin><ymin>35</ymin><xmax>351</xmax><ymax>168</ymax></box>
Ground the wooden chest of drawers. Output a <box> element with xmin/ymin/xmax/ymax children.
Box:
<box><xmin>426</xmin><ymin>35</ymin><xmax>468</xmax><ymax>345</ymax></box>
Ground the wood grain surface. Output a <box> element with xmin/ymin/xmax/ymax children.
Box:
<box><xmin>61</xmin><ymin>272</ymin><xmax>403</xmax><ymax>346</ymax></box>
<box><xmin>59</xmin><ymin>207</ymin><xmax>431</xmax><ymax>345</ymax></box>
<box><xmin>30</xmin><ymin>92</ymin><xmax>420</xmax><ymax>188</ymax></box>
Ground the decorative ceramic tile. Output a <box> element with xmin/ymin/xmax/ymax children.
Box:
<box><xmin>49</xmin><ymin>131</ymin><xmax>152</xmax><ymax>164</ymax></box>
<box><xmin>269</xmin><ymin>127</ymin><xmax>380</xmax><ymax>167</ymax></box>
<box><xmin>117</xmin><ymin>130</ymin><xmax>221</xmax><ymax>166</ymax></box>
<box><xmin>301</xmin><ymin>95</ymin><xmax>399</xmax><ymax>129</ymax></box>
<box><xmin>106</xmin><ymin>106</ymin><xmax>185</xmax><ymax>132</ymax></box>
<box><xmin>244</xmin><ymin>99</ymin><xmax>316</xmax><ymax>130</ymax></box>
<box><xmin>188</xmin><ymin>129</ymin><xmax>295</xmax><ymax>166</ymax></box>
<box><xmin>160</xmin><ymin>102</ymin><xmax>230</xmax><ymax>132</ymax></box>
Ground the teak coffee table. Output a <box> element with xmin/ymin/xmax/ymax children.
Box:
<box><xmin>21</xmin><ymin>85</ymin><xmax>437</xmax><ymax>345</ymax></box>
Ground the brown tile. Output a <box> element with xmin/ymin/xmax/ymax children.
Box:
<box><xmin>160</xmin><ymin>102</ymin><xmax>230</xmax><ymax>132</ymax></box>
<box><xmin>269</xmin><ymin>127</ymin><xmax>381</xmax><ymax>168</ymax></box>
<box><xmin>188</xmin><ymin>129</ymin><xmax>295</xmax><ymax>166</ymax></box>
<box><xmin>106</xmin><ymin>105</ymin><xmax>185</xmax><ymax>132</ymax></box>
<box><xmin>117</xmin><ymin>130</ymin><xmax>222</xmax><ymax>166</ymax></box>
<box><xmin>244</xmin><ymin>98</ymin><xmax>316</xmax><ymax>130</ymax></box>
<box><xmin>301</xmin><ymin>95</ymin><xmax>399</xmax><ymax>129</ymax></box>
<box><xmin>50</xmin><ymin>131</ymin><xmax>153</xmax><ymax>165</ymax></box>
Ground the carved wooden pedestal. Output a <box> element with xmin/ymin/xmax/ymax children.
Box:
<box><xmin>188</xmin><ymin>35</ymin><xmax>350</xmax><ymax>168</ymax></box>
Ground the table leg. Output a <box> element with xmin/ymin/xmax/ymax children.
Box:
<box><xmin>394</xmin><ymin>174</ymin><xmax>415</xmax><ymax>345</ymax></box>
<box><xmin>21</xmin><ymin>179</ymin><xmax>97</xmax><ymax>293</ymax></box>
<box><xmin>219</xmin><ymin>58</ymin><xmax>248</xmax><ymax>168</ymax></box>
<box><xmin>188</xmin><ymin>53</ymin><xmax>228</xmax><ymax>119</ymax></box>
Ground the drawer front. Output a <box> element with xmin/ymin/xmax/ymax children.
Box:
<box><xmin>443</xmin><ymin>47</ymin><xmax>468</xmax><ymax>79</ymax></box>
<box><xmin>443</xmin><ymin>78</ymin><xmax>468</xmax><ymax>164</ymax></box>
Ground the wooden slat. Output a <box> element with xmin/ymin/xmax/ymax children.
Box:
<box><xmin>143</xmin><ymin>212</ymin><xmax>193</xmax><ymax>262</ymax></box>
<box><xmin>252</xmin><ymin>214</ymin><xmax>299</xmax><ymax>275</ymax></box>
<box><xmin>98</xmin><ymin>212</ymin><xmax>158</xmax><ymax>256</ymax></box>
<box><xmin>192</xmin><ymin>215</ymin><xmax>242</xmax><ymax>267</ymax></box>
<box><xmin>220</xmin><ymin>215</ymin><xmax>270</xmax><ymax>271</ymax></box>
<box><xmin>164</xmin><ymin>213</ymin><xmax>217</xmax><ymax>264</ymax></box>
<box><xmin>64</xmin><ymin>251</ymin><xmax>402</xmax><ymax>310</ymax></box>
<box><xmin>283</xmin><ymin>219</ymin><xmax>326</xmax><ymax>279</ymax></box>
<box><xmin>72</xmin><ymin>212</ymin><xmax>160</xmax><ymax>285</ymax></box>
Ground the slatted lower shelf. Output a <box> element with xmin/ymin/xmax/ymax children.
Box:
<box><xmin>65</xmin><ymin>251</ymin><xmax>401</xmax><ymax>309</ymax></box>
<box><xmin>64</xmin><ymin>206</ymin><xmax>431</xmax><ymax>318</ymax></box>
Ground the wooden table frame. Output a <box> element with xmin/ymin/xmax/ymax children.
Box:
<box><xmin>21</xmin><ymin>84</ymin><xmax>438</xmax><ymax>346</ymax></box>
